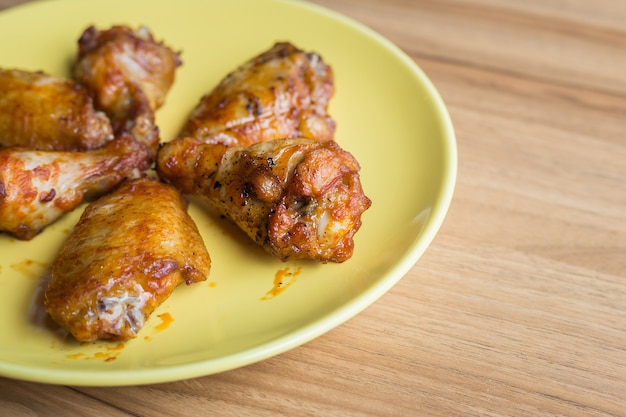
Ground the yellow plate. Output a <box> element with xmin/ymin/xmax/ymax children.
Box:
<box><xmin>0</xmin><ymin>0</ymin><xmax>456</xmax><ymax>386</ymax></box>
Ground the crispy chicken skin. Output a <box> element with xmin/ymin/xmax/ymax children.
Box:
<box><xmin>180</xmin><ymin>42</ymin><xmax>335</xmax><ymax>147</ymax></box>
<box><xmin>75</xmin><ymin>25</ymin><xmax>181</xmax><ymax>123</ymax></box>
<box><xmin>0</xmin><ymin>25</ymin><xmax>179</xmax><ymax>240</ymax></box>
<box><xmin>0</xmin><ymin>68</ymin><xmax>113</xmax><ymax>150</ymax></box>
<box><xmin>0</xmin><ymin>134</ymin><xmax>150</xmax><ymax>240</ymax></box>
<box><xmin>157</xmin><ymin>137</ymin><xmax>371</xmax><ymax>263</ymax></box>
<box><xmin>44</xmin><ymin>178</ymin><xmax>211</xmax><ymax>342</ymax></box>
<box><xmin>74</xmin><ymin>25</ymin><xmax>181</xmax><ymax>157</ymax></box>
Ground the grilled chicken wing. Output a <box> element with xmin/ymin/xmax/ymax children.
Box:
<box><xmin>180</xmin><ymin>42</ymin><xmax>335</xmax><ymax>147</ymax></box>
<box><xmin>74</xmin><ymin>25</ymin><xmax>181</xmax><ymax>156</ymax></box>
<box><xmin>157</xmin><ymin>137</ymin><xmax>370</xmax><ymax>262</ymax></box>
<box><xmin>0</xmin><ymin>68</ymin><xmax>113</xmax><ymax>150</ymax></box>
<box><xmin>0</xmin><ymin>134</ymin><xmax>150</xmax><ymax>240</ymax></box>
<box><xmin>44</xmin><ymin>178</ymin><xmax>211</xmax><ymax>342</ymax></box>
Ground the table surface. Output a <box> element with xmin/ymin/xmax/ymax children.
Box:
<box><xmin>1</xmin><ymin>0</ymin><xmax>625</xmax><ymax>415</ymax></box>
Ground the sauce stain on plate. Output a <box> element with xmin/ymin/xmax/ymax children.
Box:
<box><xmin>11</xmin><ymin>259</ymin><xmax>48</xmax><ymax>280</ymax></box>
<box><xmin>262</xmin><ymin>266</ymin><xmax>301</xmax><ymax>300</ymax></box>
<box><xmin>154</xmin><ymin>312</ymin><xmax>174</xmax><ymax>332</ymax></box>
<box><xmin>64</xmin><ymin>343</ymin><xmax>125</xmax><ymax>362</ymax></box>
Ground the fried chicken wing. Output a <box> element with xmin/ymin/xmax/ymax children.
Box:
<box><xmin>74</xmin><ymin>25</ymin><xmax>181</xmax><ymax>156</ymax></box>
<box><xmin>157</xmin><ymin>137</ymin><xmax>370</xmax><ymax>262</ymax></box>
<box><xmin>75</xmin><ymin>25</ymin><xmax>180</xmax><ymax>117</ymax></box>
<box><xmin>0</xmin><ymin>68</ymin><xmax>113</xmax><ymax>150</ymax></box>
<box><xmin>180</xmin><ymin>42</ymin><xmax>335</xmax><ymax>147</ymax></box>
<box><xmin>0</xmin><ymin>134</ymin><xmax>150</xmax><ymax>240</ymax></box>
<box><xmin>44</xmin><ymin>178</ymin><xmax>211</xmax><ymax>342</ymax></box>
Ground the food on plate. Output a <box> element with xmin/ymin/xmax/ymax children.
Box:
<box><xmin>1</xmin><ymin>25</ymin><xmax>370</xmax><ymax>343</ymax></box>
<box><xmin>0</xmin><ymin>68</ymin><xmax>113</xmax><ymax>151</ymax></box>
<box><xmin>179</xmin><ymin>42</ymin><xmax>335</xmax><ymax>147</ymax></box>
<box><xmin>0</xmin><ymin>23</ymin><xmax>182</xmax><ymax>241</ymax></box>
<box><xmin>0</xmin><ymin>134</ymin><xmax>151</xmax><ymax>240</ymax></box>
<box><xmin>75</xmin><ymin>25</ymin><xmax>181</xmax><ymax>115</ymax></box>
<box><xmin>156</xmin><ymin>136</ymin><xmax>371</xmax><ymax>263</ymax></box>
<box><xmin>44</xmin><ymin>178</ymin><xmax>211</xmax><ymax>342</ymax></box>
<box><xmin>74</xmin><ymin>24</ymin><xmax>182</xmax><ymax>158</ymax></box>
<box><xmin>157</xmin><ymin>41</ymin><xmax>370</xmax><ymax>262</ymax></box>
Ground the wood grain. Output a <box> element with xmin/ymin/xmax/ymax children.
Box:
<box><xmin>1</xmin><ymin>0</ymin><xmax>625</xmax><ymax>415</ymax></box>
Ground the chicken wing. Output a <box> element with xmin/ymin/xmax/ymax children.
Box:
<box><xmin>0</xmin><ymin>68</ymin><xmax>113</xmax><ymax>151</ymax></box>
<box><xmin>0</xmin><ymin>134</ymin><xmax>150</xmax><ymax>240</ymax></box>
<box><xmin>44</xmin><ymin>178</ymin><xmax>211</xmax><ymax>342</ymax></box>
<box><xmin>74</xmin><ymin>24</ymin><xmax>182</xmax><ymax>156</ymax></box>
<box><xmin>179</xmin><ymin>42</ymin><xmax>335</xmax><ymax>147</ymax></box>
<box><xmin>156</xmin><ymin>137</ymin><xmax>371</xmax><ymax>263</ymax></box>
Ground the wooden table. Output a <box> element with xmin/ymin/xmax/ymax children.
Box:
<box><xmin>1</xmin><ymin>0</ymin><xmax>625</xmax><ymax>415</ymax></box>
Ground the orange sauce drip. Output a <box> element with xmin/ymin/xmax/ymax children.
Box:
<box><xmin>262</xmin><ymin>266</ymin><xmax>301</xmax><ymax>300</ymax></box>
<box><xmin>155</xmin><ymin>312</ymin><xmax>174</xmax><ymax>332</ymax></box>
<box><xmin>10</xmin><ymin>259</ymin><xmax>48</xmax><ymax>280</ymax></box>
<box><xmin>107</xmin><ymin>343</ymin><xmax>124</xmax><ymax>352</ymax></box>
<box><xmin>65</xmin><ymin>353</ymin><xmax>85</xmax><ymax>359</ymax></box>
<box><xmin>64</xmin><ymin>342</ymin><xmax>125</xmax><ymax>362</ymax></box>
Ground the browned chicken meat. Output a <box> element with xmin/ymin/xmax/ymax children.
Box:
<box><xmin>0</xmin><ymin>25</ymin><xmax>180</xmax><ymax>240</ymax></box>
<box><xmin>74</xmin><ymin>25</ymin><xmax>181</xmax><ymax>158</ymax></box>
<box><xmin>76</xmin><ymin>25</ymin><xmax>181</xmax><ymax>115</ymax></box>
<box><xmin>0</xmin><ymin>68</ymin><xmax>113</xmax><ymax>150</ymax></box>
<box><xmin>44</xmin><ymin>178</ymin><xmax>211</xmax><ymax>342</ymax></box>
<box><xmin>157</xmin><ymin>137</ymin><xmax>371</xmax><ymax>263</ymax></box>
<box><xmin>0</xmin><ymin>134</ymin><xmax>150</xmax><ymax>240</ymax></box>
<box><xmin>179</xmin><ymin>42</ymin><xmax>336</xmax><ymax>147</ymax></box>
